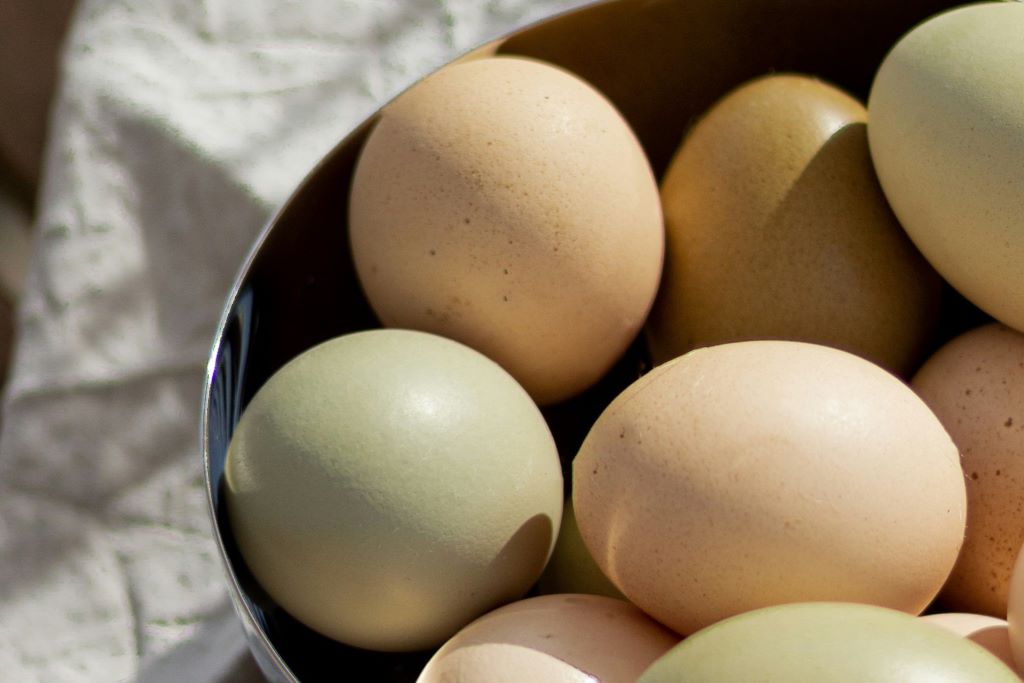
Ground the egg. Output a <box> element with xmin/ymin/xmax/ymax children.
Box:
<box><xmin>920</xmin><ymin>613</ymin><xmax>1017</xmax><ymax>672</ymax></box>
<box><xmin>536</xmin><ymin>497</ymin><xmax>625</xmax><ymax>600</ymax></box>
<box><xmin>224</xmin><ymin>329</ymin><xmax>563</xmax><ymax>652</ymax></box>
<box><xmin>638</xmin><ymin>603</ymin><xmax>1021</xmax><ymax>682</ymax></box>
<box><xmin>868</xmin><ymin>2</ymin><xmax>1024</xmax><ymax>333</ymax></box>
<box><xmin>911</xmin><ymin>323</ymin><xmax>1024</xmax><ymax>616</ymax></box>
<box><xmin>1007</xmin><ymin>547</ymin><xmax>1024</xmax><ymax>672</ymax></box>
<box><xmin>349</xmin><ymin>56</ymin><xmax>664</xmax><ymax>405</ymax></box>
<box><xmin>417</xmin><ymin>594</ymin><xmax>678</xmax><ymax>683</ymax></box>
<box><xmin>573</xmin><ymin>340</ymin><xmax>966</xmax><ymax>636</ymax></box>
<box><xmin>647</xmin><ymin>73</ymin><xmax>940</xmax><ymax>375</ymax></box>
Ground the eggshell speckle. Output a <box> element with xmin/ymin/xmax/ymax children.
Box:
<box><xmin>574</xmin><ymin>340</ymin><xmax>966</xmax><ymax>636</ymax></box>
<box><xmin>913</xmin><ymin>323</ymin><xmax>1024</xmax><ymax>616</ymax></box>
<box><xmin>417</xmin><ymin>594</ymin><xmax>678</xmax><ymax>683</ymax></box>
<box><xmin>349</xmin><ymin>56</ymin><xmax>664</xmax><ymax>405</ymax></box>
<box><xmin>868</xmin><ymin>2</ymin><xmax>1024</xmax><ymax>332</ymax></box>
<box><xmin>648</xmin><ymin>73</ymin><xmax>940</xmax><ymax>375</ymax></box>
<box><xmin>225</xmin><ymin>329</ymin><xmax>563</xmax><ymax>651</ymax></box>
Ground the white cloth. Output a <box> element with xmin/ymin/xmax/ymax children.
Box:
<box><xmin>0</xmin><ymin>1</ymin><xmax>587</xmax><ymax>680</ymax></box>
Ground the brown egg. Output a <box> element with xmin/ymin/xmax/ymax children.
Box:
<box><xmin>920</xmin><ymin>613</ymin><xmax>1017</xmax><ymax>672</ymax></box>
<box><xmin>416</xmin><ymin>594</ymin><xmax>678</xmax><ymax>683</ymax></box>
<box><xmin>646</xmin><ymin>73</ymin><xmax>940</xmax><ymax>376</ymax></box>
<box><xmin>912</xmin><ymin>323</ymin><xmax>1024</xmax><ymax>617</ymax></box>
<box><xmin>349</xmin><ymin>56</ymin><xmax>663</xmax><ymax>405</ymax></box>
<box><xmin>574</xmin><ymin>340</ymin><xmax>966</xmax><ymax>636</ymax></box>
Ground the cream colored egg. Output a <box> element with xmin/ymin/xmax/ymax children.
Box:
<box><xmin>912</xmin><ymin>323</ymin><xmax>1024</xmax><ymax>617</ymax></box>
<box><xmin>647</xmin><ymin>73</ymin><xmax>940</xmax><ymax>376</ymax></box>
<box><xmin>349</xmin><ymin>56</ymin><xmax>664</xmax><ymax>405</ymax></box>
<box><xmin>574</xmin><ymin>340</ymin><xmax>966</xmax><ymax>636</ymax></box>
<box><xmin>417</xmin><ymin>594</ymin><xmax>678</xmax><ymax>683</ymax></box>
<box><xmin>920</xmin><ymin>613</ymin><xmax>1017</xmax><ymax>672</ymax></box>
<box><xmin>225</xmin><ymin>329</ymin><xmax>563</xmax><ymax>652</ymax></box>
<box><xmin>1007</xmin><ymin>546</ymin><xmax>1024</xmax><ymax>672</ymax></box>
<box><xmin>868</xmin><ymin>2</ymin><xmax>1024</xmax><ymax>333</ymax></box>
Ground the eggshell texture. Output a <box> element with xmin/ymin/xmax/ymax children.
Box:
<box><xmin>574</xmin><ymin>340</ymin><xmax>966</xmax><ymax>636</ymax></box>
<box><xmin>224</xmin><ymin>329</ymin><xmax>563</xmax><ymax>652</ymax></box>
<box><xmin>647</xmin><ymin>73</ymin><xmax>940</xmax><ymax>375</ymax></box>
<box><xmin>912</xmin><ymin>323</ymin><xmax>1024</xmax><ymax>616</ymax></box>
<box><xmin>537</xmin><ymin>498</ymin><xmax>625</xmax><ymax>600</ymax></box>
<box><xmin>638</xmin><ymin>603</ymin><xmax>1022</xmax><ymax>682</ymax></box>
<box><xmin>920</xmin><ymin>613</ymin><xmax>1017</xmax><ymax>672</ymax></box>
<box><xmin>349</xmin><ymin>56</ymin><xmax>664</xmax><ymax>405</ymax></box>
<box><xmin>416</xmin><ymin>594</ymin><xmax>678</xmax><ymax>683</ymax></box>
<box><xmin>868</xmin><ymin>2</ymin><xmax>1024</xmax><ymax>333</ymax></box>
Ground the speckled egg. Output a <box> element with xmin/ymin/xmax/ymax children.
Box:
<box><xmin>349</xmin><ymin>56</ymin><xmax>663</xmax><ymax>405</ymax></box>
<box><xmin>647</xmin><ymin>73</ymin><xmax>940</xmax><ymax>376</ymax></box>
<box><xmin>574</xmin><ymin>340</ymin><xmax>966</xmax><ymax>636</ymax></box>
<box><xmin>912</xmin><ymin>323</ymin><xmax>1024</xmax><ymax>616</ymax></box>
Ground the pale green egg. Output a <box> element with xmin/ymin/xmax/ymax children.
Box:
<box><xmin>638</xmin><ymin>602</ymin><xmax>1021</xmax><ymax>682</ymax></box>
<box><xmin>536</xmin><ymin>497</ymin><xmax>625</xmax><ymax>601</ymax></box>
<box><xmin>868</xmin><ymin>2</ymin><xmax>1024</xmax><ymax>333</ymax></box>
<box><xmin>225</xmin><ymin>329</ymin><xmax>563</xmax><ymax>652</ymax></box>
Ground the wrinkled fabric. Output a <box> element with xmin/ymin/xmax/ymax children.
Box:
<box><xmin>0</xmin><ymin>1</ymin><xmax>587</xmax><ymax>680</ymax></box>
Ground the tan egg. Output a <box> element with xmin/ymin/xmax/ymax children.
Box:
<box><xmin>920</xmin><ymin>613</ymin><xmax>1017</xmax><ymax>672</ymax></box>
<box><xmin>868</xmin><ymin>2</ymin><xmax>1024</xmax><ymax>333</ymax></box>
<box><xmin>574</xmin><ymin>340</ymin><xmax>966</xmax><ymax>636</ymax></box>
<box><xmin>416</xmin><ymin>594</ymin><xmax>678</xmax><ymax>683</ymax></box>
<box><xmin>536</xmin><ymin>497</ymin><xmax>625</xmax><ymax>600</ymax></box>
<box><xmin>349</xmin><ymin>56</ymin><xmax>663</xmax><ymax>405</ymax></box>
<box><xmin>912</xmin><ymin>323</ymin><xmax>1024</xmax><ymax>616</ymax></box>
<box><xmin>647</xmin><ymin>73</ymin><xmax>940</xmax><ymax>376</ymax></box>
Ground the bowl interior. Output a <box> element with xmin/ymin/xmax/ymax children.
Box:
<box><xmin>202</xmin><ymin>0</ymin><xmax>968</xmax><ymax>679</ymax></box>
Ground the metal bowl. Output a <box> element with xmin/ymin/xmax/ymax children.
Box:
<box><xmin>201</xmin><ymin>0</ymin><xmax>960</xmax><ymax>680</ymax></box>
